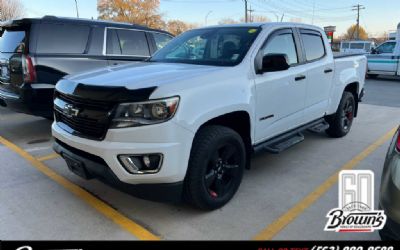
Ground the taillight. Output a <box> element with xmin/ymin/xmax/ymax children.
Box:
<box><xmin>396</xmin><ymin>131</ymin><xmax>400</xmax><ymax>152</ymax></box>
<box><xmin>22</xmin><ymin>55</ymin><xmax>36</xmax><ymax>83</ymax></box>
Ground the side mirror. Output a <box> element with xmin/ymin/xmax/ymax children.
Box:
<box><xmin>257</xmin><ymin>53</ymin><xmax>290</xmax><ymax>74</ymax></box>
<box><xmin>371</xmin><ymin>48</ymin><xmax>378</xmax><ymax>54</ymax></box>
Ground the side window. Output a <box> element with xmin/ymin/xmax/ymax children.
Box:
<box><xmin>341</xmin><ymin>43</ymin><xmax>349</xmax><ymax>49</ymax></box>
<box><xmin>106</xmin><ymin>28</ymin><xmax>150</xmax><ymax>56</ymax></box>
<box><xmin>153</xmin><ymin>33</ymin><xmax>173</xmax><ymax>50</ymax></box>
<box><xmin>116</xmin><ymin>29</ymin><xmax>150</xmax><ymax>56</ymax></box>
<box><xmin>300</xmin><ymin>32</ymin><xmax>325</xmax><ymax>61</ymax></box>
<box><xmin>263</xmin><ymin>32</ymin><xmax>298</xmax><ymax>65</ymax></box>
<box><xmin>377</xmin><ymin>42</ymin><xmax>396</xmax><ymax>54</ymax></box>
<box><xmin>36</xmin><ymin>23</ymin><xmax>90</xmax><ymax>54</ymax></box>
<box><xmin>350</xmin><ymin>43</ymin><xmax>364</xmax><ymax>49</ymax></box>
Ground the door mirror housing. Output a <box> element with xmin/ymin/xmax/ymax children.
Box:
<box><xmin>256</xmin><ymin>53</ymin><xmax>290</xmax><ymax>74</ymax></box>
<box><xmin>370</xmin><ymin>48</ymin><xmax>378</xmax><ymax>54</ymax></box>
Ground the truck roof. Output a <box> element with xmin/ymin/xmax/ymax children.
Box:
<box><xmin>0</xmin><ymin>16</ymin><xmax>172</xmax><ymax>35</ymax></box>
<box><xmin>196</xmin><ymin>22</ymin><xmax>324</xmax><ymax>32</ymax></box>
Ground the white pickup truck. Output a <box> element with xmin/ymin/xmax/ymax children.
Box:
<box><xmin>52</xmin><ymin>23</ymin><xmax>367</xmax><ymax>210</ymax></box>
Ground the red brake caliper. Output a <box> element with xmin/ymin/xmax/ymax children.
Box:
<box><xmin>209</xmin><ymin>190</ymin><xmax>218</xmax><ymax>198</ymax></box>
<box><xmin>347</xmin><ymin>111</ymin><xmax>353</xmax><ymax>120</ymax></box>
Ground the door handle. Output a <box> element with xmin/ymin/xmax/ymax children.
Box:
<box><xmin>295</xmin><ymin>75</ymin><xmax>306</xmax><ymax>81</ymax></box>
<box><xmin>324</xmin><ymin>68</ymin><xmax>333</xmax><ymax>73</ymax></box>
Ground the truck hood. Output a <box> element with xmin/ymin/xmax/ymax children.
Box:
<box><xmin>67</xmin><ymin>62</ymin><xmax>226</xmax><ymax>89</ymax></box>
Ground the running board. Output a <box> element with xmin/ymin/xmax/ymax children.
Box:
<box><xmin>262</xmin><ymin>133</ymin><xmax>305</xmax><ymax>154</ymax></box>
<box><xmin>308</xmin><ymin>120</ymin><xmax>330</xmax><ymax>133</ymax></box>
<box><xmin>253</xmin><ymin>118</ymin><xmax>327</xmax><ymax>154</ymax></box>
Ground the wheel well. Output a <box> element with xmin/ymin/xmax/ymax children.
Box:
<box><xmin>199</xmin><ymin>111</ymin><xmax>252</xmax><ymax>169</ymax></box>
<box><xmin>344</xmin><ymin>82</ymin><xmax>359</xmax><ymax>117</ymax></box>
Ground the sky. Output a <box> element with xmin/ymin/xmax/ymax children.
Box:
<box><xmin>21</xmin><ymin>0</ymin><xmax>400</xmax><ymax>37</ymax></box>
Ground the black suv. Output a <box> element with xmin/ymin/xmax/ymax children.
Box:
<box><xmin>0</xmin><ymin>16</ymin><xmax>173</xmax><ymax>118</ymax></box>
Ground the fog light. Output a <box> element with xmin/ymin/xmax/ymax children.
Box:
<box><xmin>118</xmin><ymin>154</ymin><xmax>163</xmax><ymax>174</ymax></box>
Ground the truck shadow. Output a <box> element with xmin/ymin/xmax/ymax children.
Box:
<box><xmin>370</xmin><ymin>76</ymin><xmax>400</xmax><ymax>82</ymax></box>
<box><xmin>0</xmin><ymin>109</ymin><xmax>53</xmax><ymax>144</ymax></box>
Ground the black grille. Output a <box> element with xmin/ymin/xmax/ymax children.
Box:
<box><xmin>54</xmin><ymin>91</ymin><xmax>116</xmax><ymax>140</ymax></box>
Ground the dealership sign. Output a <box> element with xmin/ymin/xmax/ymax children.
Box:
<box><xmin>325</xmin><ymin>170</ymin><xmax>386</xmax><ymax>232</ymax></box>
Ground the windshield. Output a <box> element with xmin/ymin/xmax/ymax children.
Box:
<box><xmin>150</xmin><ymin>27</ymin><xmax>261</xmax><ymax>66</ymax></box>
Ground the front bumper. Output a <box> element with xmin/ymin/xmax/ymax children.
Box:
<box><xmin>52</xmin><ymin>120</ymin><xmax>194</xmax><ymax>185</ymax></box>
<box><xmin>53</xmin><ymin>139</ymin><xmax>184</xmax><ymax>202</ymax></box>
<box><xmin>0</xmin><ymin>84</ymin><xmax>54</xmax><ymax>118</ymax></box>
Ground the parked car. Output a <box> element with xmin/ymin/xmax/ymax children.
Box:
<box><xmin>367</xmin><ymin>23</ymin><xmax>400</xmax><ymax>78</ymax></box>
<box><xmin>52</xmin><ymin>23</ymin><xmax>367</xmax><ymax>210</ymax></box>
<box><xmin>340</xmin><ymin>40</ymin><xmax>375</xmax><ymax>54</ymax></box>
<box><xmin>379</xmin><ymin>126</ymin><xmax>400</xmax><ymax>240</ymax></box>
<box><xmin>0</xmin><ymin>16</ymin><xmax>173</xmax><ymax>118</ymax></box>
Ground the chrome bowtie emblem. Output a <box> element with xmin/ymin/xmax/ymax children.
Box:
<box><xmin>63</xmin><ymin>103</ymin><xmax>80</xmax><ymax>118</ymax></box>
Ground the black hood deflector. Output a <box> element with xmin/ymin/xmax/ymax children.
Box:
<box><xmin>55</xmin><ymin>79</ymin><xmax>157</xmax><ymax>103</ymax></box>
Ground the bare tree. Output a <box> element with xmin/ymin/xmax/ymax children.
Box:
<box><xmin>246</xmin><ymin>15</ymin><xmax>270</xmax><ymax>23</ymax></box>
<box><xmin>0</xmin><ymin>0</ymin><xmax>24</xmax><ymax>21</ymax></box>
<box><xmin>290</xmin><ymin>18</ymin><xmax>302</xmax><ymax>23</ymax></box>
<box><xmin>218</xmin><ymin>18</ymin><xmax>239</xmax><ymax>25</ymax></box>
<box><xmin>219</xmin><ymin>15</ymin><xmax>270</xmax><ymax>25</ymax></box>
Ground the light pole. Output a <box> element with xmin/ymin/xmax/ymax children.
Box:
<box><xmin>205</xmin><ymin>11</ymin><xmax>213</xmax><ymax>26</ymax></box>
<box><xmin>74</xmin><ymin>0</ymin><xmax>79</xmax><ymax>18</ymax></box>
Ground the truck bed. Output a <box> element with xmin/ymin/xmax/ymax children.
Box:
<box><xmin>333</xmin><ymin>52</ymin><xmax>366</xmax><ymax>59</ymax></box>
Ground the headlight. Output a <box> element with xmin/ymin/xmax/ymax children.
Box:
<box><xmin>110</xmin><ymin>96</ymin><xmax>179</xmax><ymax>128</ymax></box>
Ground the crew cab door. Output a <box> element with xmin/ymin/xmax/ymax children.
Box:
<box><xmin>368</xmin><ymin>41</ymin><xmax>398</xmax><ymax>73</ymax></box>
<box><xmin>254</xmin><ymin>28</ymin><xmax>308</xmax><ymax>142</ymax></box>
<box><xmin>298</xmin><ymin>29</ymin><xmax>334</xmax><ymax>121</ymax></box>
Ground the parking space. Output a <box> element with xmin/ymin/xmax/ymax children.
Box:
<box><xmin>1</xmin><ymin>77</ymin><xmax>400</xmax><ymax>240</ymax></box>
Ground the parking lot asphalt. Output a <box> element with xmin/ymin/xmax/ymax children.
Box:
<box><xmin>1</xmin><ymin>76</ymin><xmax>400</xmax><ymax>240</ymax></box>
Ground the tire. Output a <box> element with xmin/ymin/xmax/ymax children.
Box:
<box><xmin>325</xmin><ymin>91</ymin><xmax>356</xmax><ymax>138</ymax></box>
<box><xmin>367</xmin><ymin>74</ymin><xmax>378</xmax><ymax>79</ymax></box>
<box><xmin>184</xmin><ymin>125</ymin><xmax>246</xmax><ymax>210</ymax></box>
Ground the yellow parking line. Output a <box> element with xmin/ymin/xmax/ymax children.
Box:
<box><xmin>37</xmin><ymin>152</ymin><xmax>60</xmax><ymax>162</ymax></box>
<box><xmin>0</xmin><ymin>136</ymin><xmax>160</xmax><ymax>240</ymax></box>
<box><xmin>252</xmin><ymin>127</ymin><xmax>397</xmax><ymax>240</ymax></box>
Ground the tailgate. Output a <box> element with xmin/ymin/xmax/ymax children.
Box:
<box><xmin>0</xmin><ymin>27</ymin><xmax>27</xmax><ymax>96</ymax></box>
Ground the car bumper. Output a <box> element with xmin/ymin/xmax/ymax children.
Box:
<box><xmin>379</xmin><ymin>128</ymin><xmax>400</xmax><ymax>239</ymax></box>
<box><xmin>52</xmin><ymin>120</ymin><xmax>195</xmax><ymax>185</ymax></box>
<box><xmin>53</xmin><ymin>139</ymin><xmax>184</xmax><ymax>202</ymax></box>
<box><xmin>0</xmin><ymin>84</ymin><xmax>54</xmax><ymax>117</ymax></box>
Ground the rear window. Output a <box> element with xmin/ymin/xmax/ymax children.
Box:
<box><xmin>0</xmin><ymin>29</ymin><xmax>26</xmax><ymax>53</ymax></box>
<box><xmin>300</xmin><ymin>32</ymin><xmax>325</xmax><ymax>61</ymax></box>
<box><xmin>36</xmin><ymin>23</ymin><xmax>90</xmax><ymax>54</ymax></box>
